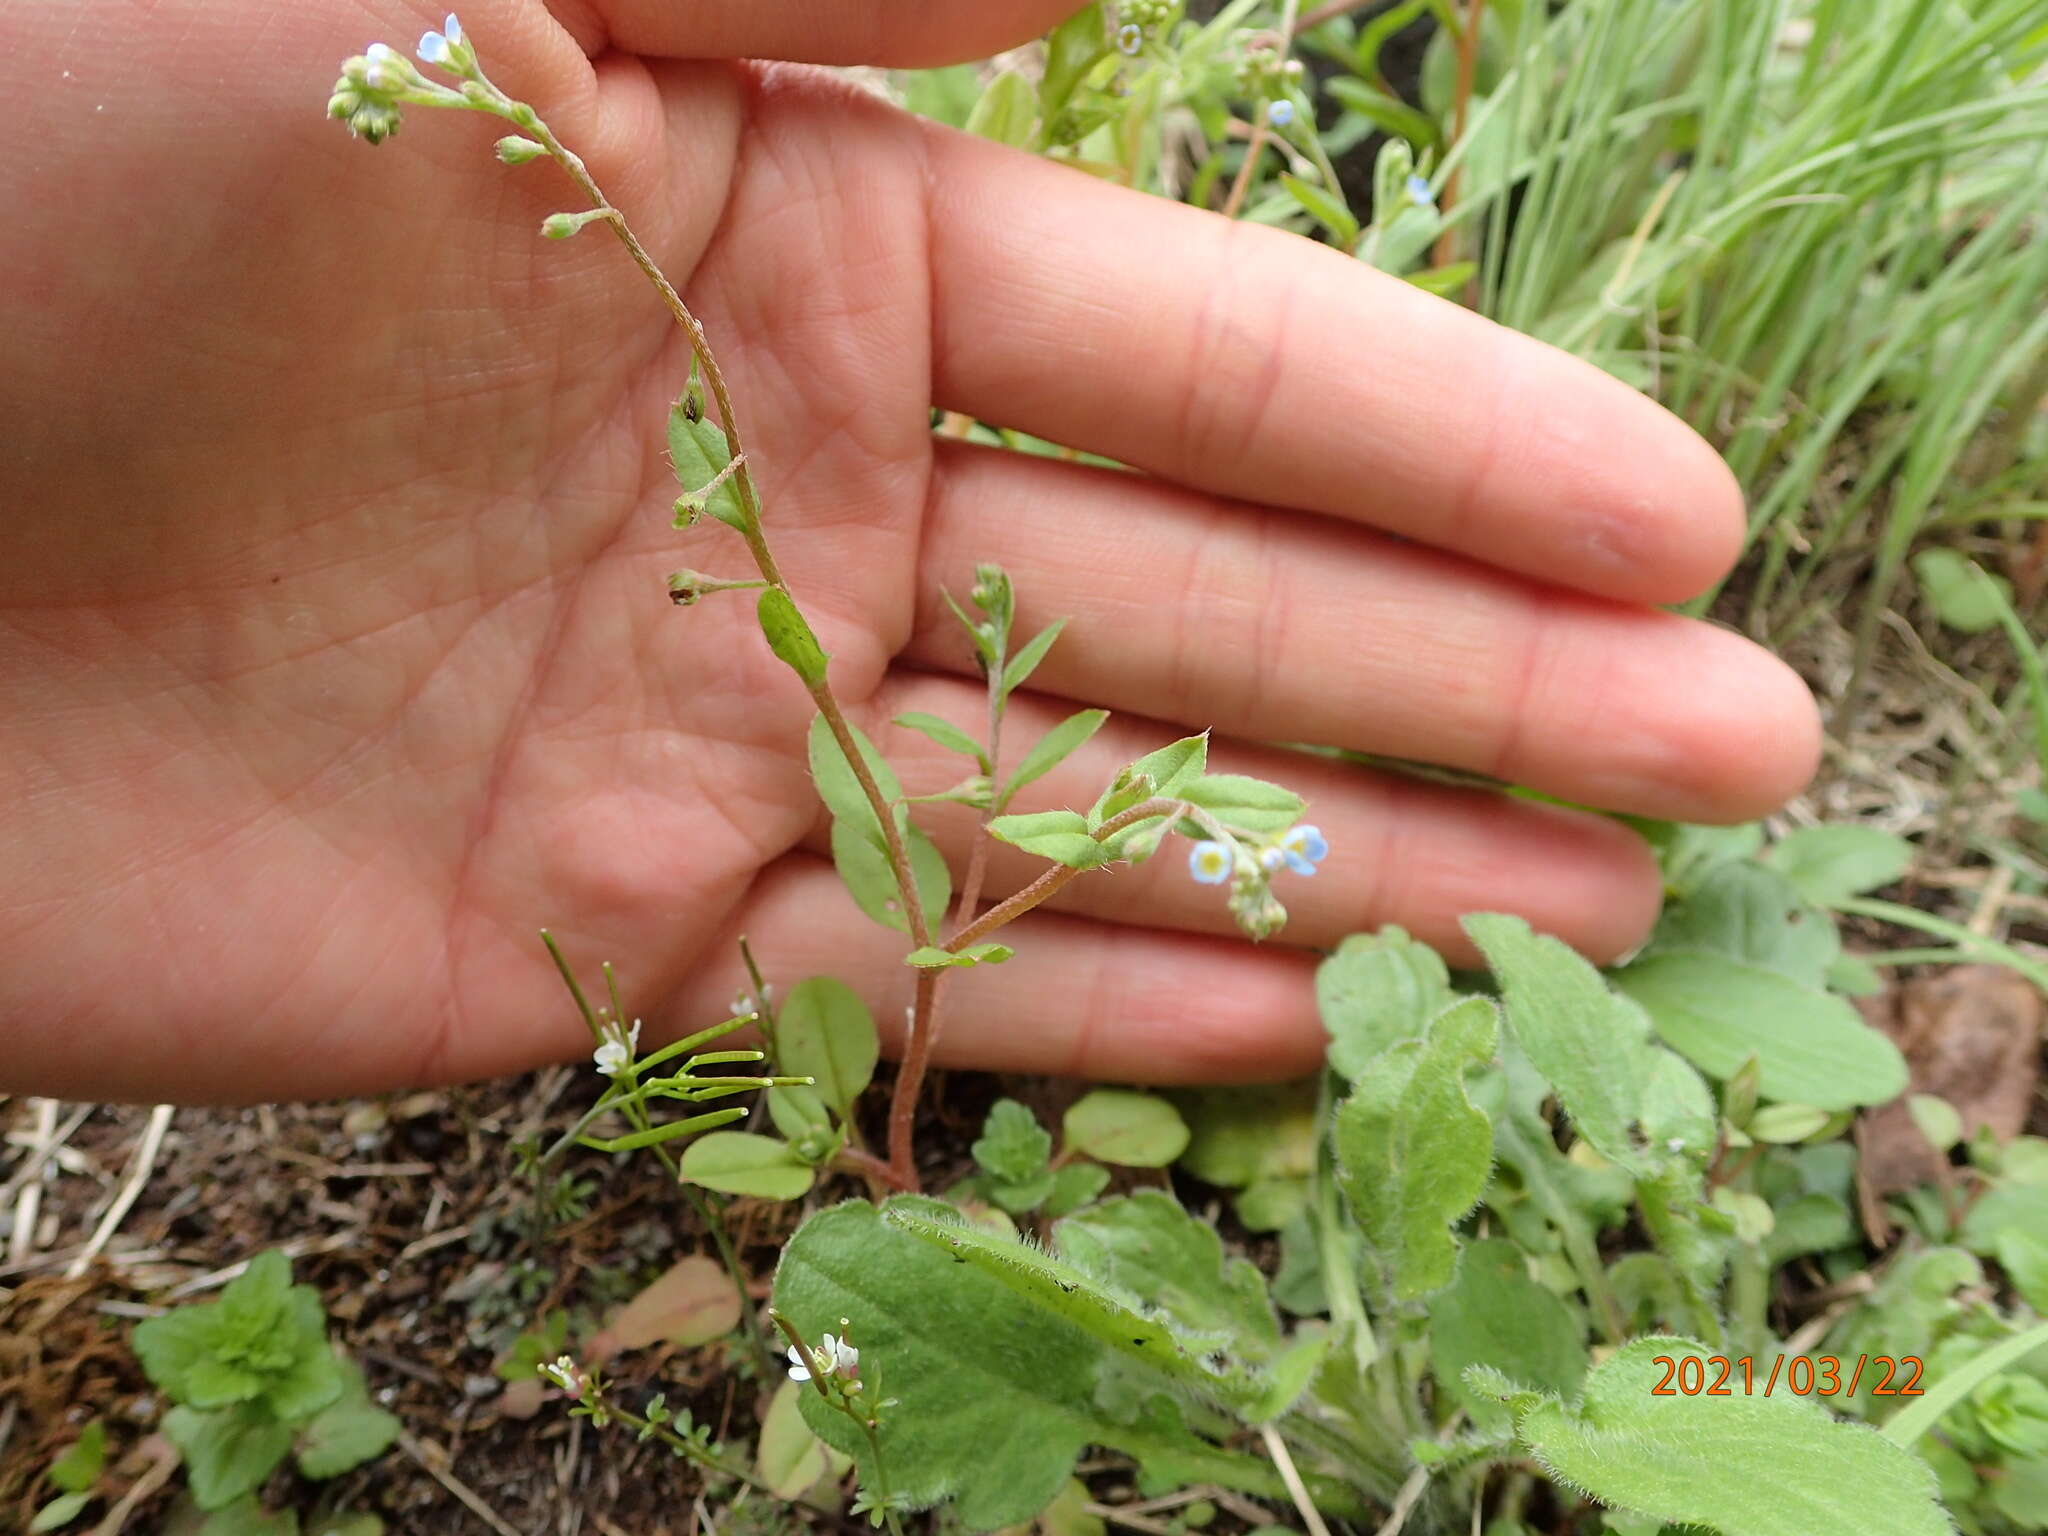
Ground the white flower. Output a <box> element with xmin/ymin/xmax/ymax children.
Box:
<box><xmin>1188</xmin><ymin>841</ymin><xmax>1232</xmax><ymax>885</ymax></box>
<box><xmin>787</xmin><ymin>1332</ymin><xmax>859</xmax><ymax>1383</ymax></box>
<box><xmin>1259</xmin><ymin>846</ymin><xmax>1285</xmax><ymax>874</ymax></box>
<box><xmin>592</xmin><ymin>1018</ymin><xmax>641</xmax><ymax>1077</ymax></box>
<box><xmin>539</xmin><ymin>1355</ymin><xmax>584</xmax><ymax>1398</ymax></box>
<box><xmin>443</xmin><ymin>12</ymin><xmax>464</xmax><ymax>46</ymax></box>
<box><xmin>1268</xmin><ymin>99</ymin><xmax>1295</xmax><ymax>128</ymax></box>
<box><xmin>1117</xmin><ymin>22</ymin><xmax>1144</xmax><ymax>55</ymax></box>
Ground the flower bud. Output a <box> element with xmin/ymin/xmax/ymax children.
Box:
<box><xmin>495</xmin><ymin>134</ymin><xmax>547</xmax><ymax>165</ymax></box>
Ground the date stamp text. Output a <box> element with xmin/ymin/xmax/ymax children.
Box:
<box><xmin>1651</xmin><ymin>1354</ymin><xmax>1924</xmax><ymax>1398</ymax></box>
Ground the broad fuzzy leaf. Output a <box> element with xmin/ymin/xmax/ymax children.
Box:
<box><xmin>133</xmin><ymin>1251</ymin><xmax>343</xmax><ymax>1422</ymax></box>
<box><xmin>1613</xmin><ymin>953</ymin><xmax>1908</xmax><ymax>1109</ymax></box>
<box><xmin>1645</xmin><ymin>863</ymin><xmax>1838</xmax><ymax>986</ymax></box>
<box><xmin>1466</xmin><ymin>913</ymin><xmax>1656</xmax><ymax>1169</ymax></box>
<box><xmin>770</xmin><ymin>1200</ymin><xmax>1112</xmax><ymax>1529</ymax></box>
<box><xmin>987</xmin><ymin>809</ymin><xmax>1109</xmax><ymax>868</ymax></box>
<box><xmin>1316</xmin><ymin>926</ymin><xmax>1455</xmax><ymax>1080</ymax></box>
<box><xmin>1762</xmin><ymin>825</ymin><xmax>1914</xmax><ymax>907</ymax></box>
<box><xmin>1334</xmin><ymin>997</ymin><xmax>1498</xmax><ymax>1301</ymax></box>
<box><xmin>1054</xmin><ymin>1192</ymin><xmax>1278</xmax><ymax>1358</ymax></box>
<box><xmin>1429</xmin><ymin>1239</ymin><xmax>1587</xmax><ymax>1432</ymax></box>
<box><xmin>1501</xmin><ymin>1338</ymin><xmax>1951</xmax><ymax>1536</ymax></box>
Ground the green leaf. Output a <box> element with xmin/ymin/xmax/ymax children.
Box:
<box><xmin>48</xmin><ymin>1421</ymin><xmax>105</xmax><ymax>1493</ymax></box>
<box><xmin>770</xmin><ymin>1200</ymin><xmax>1109</xmax><ymax>1529</ymax></box>
<box><xmin>680</xmin><ymin>1131</ymin><xmax>815</xmax><ymax>1201</ymax></box>
<box><xmin>1335</xmin><ymin>997</ymin><xmax>1498</xmax><ymax>1301</ymax></box>
<box><xmin>776</xmin><ymin>977</ymin><xmax>878</xmax><ymax>1116</ymax></box>
<box><xmin>1054</xmin><ymin>1192</ymin><xmax>1279</xmax><ymax>1358</ymax></box>
<box><xmin>884</xmin><ymin>1202</ymin><xmax>1263</xmax><ymax>1410</ymax></box>
<box><xmin>758</xmin><ymin>589</ymin><xmax>828</xmax><ymax>689</ymax></box>
<box><xmin>133</xmin><ymin>1250</ymin><xmax>343</xmax><ymax>1422</ymax></box>
<box><xmin>894</xmin><ymin>711</ymin><xmax>989</xmax><ymax>771</ymax></box>
<box><xmin>766</xmin><ymin>1082</ymin><xmax>833</xmax><ymax>1142</ymax></box>
<box><xmin>1062</xmin><ymin>1091</ymin><xmax>1190</xmax><ymax>1168</ymax></box>
<box><xmin>163</xmin><ymin>1404</ymin><xmax>295</xmax><ymax>1512</ymax></box>
<box><xmin>666</xmin><ymin>377</ymin><xmax>749</xmax><ymax>532</ymax></box>
<box><xmin>905</xmin><ymin>942</ymin><xmax>1015</xmax><ymax>968</ymax></box>
<box><xmin>294</xmin><ymin>1358</ymin><xmax>398</xmax><ymax>1479</ymax></box>
<box><xmin>1093</xmin><ymin>735</ymin><xmax>1208</xmax><ymax>822</ymax></box>
<box><xmin>1748</xmin><ymin>1103</ymin><xmax>1832</xmax><ymax>1143</ymax></box>
<box><xmin>1279</xmin><ymin>171</ymin><xmax>1359</xmax><ymax>246</ymax></box>
<box><xmin>1765</xmin><ymin>1193</ymin><xmax>1853</xmax><ymax>1269</ymax></box>
<box><xmin>1996</xmin><ymin>1227</ymin><xmax>2048</xmax><ymax>1315</ymax></box>
<box><xmin>1466</xmin><ymin>914</ymin><xmax>1656</xmax><ymax>1169</ymax></box>
<box><xmin>1431</xmin><ymin>1238</ymin><xmax>1587</xmax><ymax>1432</ymax></box>
<box><xmin>1002</xmin><ymin>710</ymin><xmax>1109</xmax><ymax>806</ymax></box>
<box><xmin>30</xmin><ymin>1493</ymin><xmax>92</xmax><ymax>1532</ymax></box>
<box><xmin>828</xmin><ymin>816</ymin><xmax>951</xmax><ymax>936</ymax></box>
<box><xmin>1039</xmin><ymin>6</ymin><xmax>1108</xmax><ymax>121</ymax></box>
<box><xmin>965</xmin><ymin>69</ymin><xmax>1038</xmax><ymax>147</ymax></box>
<box><xmin>1911</xmin><ymin>548</ymin><xmax>2010</xmax><ymax>634</ymax></box>
<box><xmin>1613</xmin><ymin>952</ymin><xmax>1908</xmax><ymax>1109</ymax></box>
<box><xmin>1316</xmin><ymin>927</ymin><xmax>1456</xmax><ymax>1081</ymax></box>
<box><xmin>1040</xmin><ymin>1162</ymin><xmax>1111</xmax><ymax>1218</ymax></box>
<box><xmin>1002</xmin><ymin>618</ymin><xmax>1069</xmax><ymax>698</ymax></box>
<box><xmin>974</xmin><ymin>1099</ymin><xmax>1052</xmax><ymax>1184</ymax></box>
<box><xmin>1176</xmin><ymin>774</ymin><xmax>1306</xmax><ymax>835</ymax></box>
<box><xmin>1646</xmin><ymin>862</ymin><xmax>1839</xmax><ymax>986</ymax></box>
<box><xmin>1637</xmin><ymin>1048</ymin><xmax>1717</xmax><ymax>1158</ymax></box>
<box><xmin>1405</xmin><ymin>262</ymin><xmax>1478</xmax><ymax>298</ymax></box>
<box><xmin>808</xmin><ymin>713</ymin><xmax>900</xmax><ymax>852</ymax></box>
<box><xmin>1504</xmin><ymin>1338</ymin><xmax>1950</xmax><ymax>1536</ymax></box>
<box><xmin>987</xmin><ymin>809</ymin><xmax>1109</xmax><ymax>868</ymax></box>
<box><xmin>494</xmin><ymin>1308</ymin><xmax>570</xmax><ymax>1382</ymax></box>
<box><xmin>1763</xmin><ymin>826</ymin><xmax>1915</xmax><ymax>906</ymax></box>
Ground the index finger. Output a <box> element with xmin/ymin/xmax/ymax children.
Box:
<box><xmin>922</xmin><ymin>126</ymin><xmax>1745</xmax><ymax>606</ymax></box>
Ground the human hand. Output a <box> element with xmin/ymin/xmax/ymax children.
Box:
<box><xmin>0</xmin><ymin>0</ymin><xmax>1818</xmax><ymax>1102</ymax></box>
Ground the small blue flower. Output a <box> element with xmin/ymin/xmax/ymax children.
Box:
<box><xmin>1188</xmin><ymin>841</ymin><xmax>1232</xmax><ymax>885</ymax></box>
<box><xmin>1268</xmin><ymin>99</ymin><xmax>1296</xmax><ymax>128</ymax></box>
<box><xmin>1406</xmin><ymin>174</ymin><xmax>1434</xmax><ymax>207</ymax></box>
<box><xmin>1118</xmin><ymin>23</ymin><xmax>1144</xmax><ymax>55</ymax></box>
<box><xmin>1278</xmin><ymin>824</ymin><xmax>1329</xmax><ymax>876</ymax></box>
<box><xmin>443</xmin><ymin>12</ymin><xmax>465</xmax><ymax>47</ymax></box>
<box><xmin>418</xmin><ymin>29</ymin><xmax>452</xmax><ymax>65</ymax></box>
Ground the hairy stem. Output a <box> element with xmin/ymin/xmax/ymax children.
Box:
<box><xmin>947</xmin><ymin>798</ymin><xmax>1184</xmax><ymax>952</ymax></box>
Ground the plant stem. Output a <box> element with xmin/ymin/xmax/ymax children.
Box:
<box><xmin>1222</xmin><ymin>0</ymin><xmax>1302</xmax><ymax>220</ymax></box>
<box><xmin>946</xmin><ymin>798</ymin><xmax>1182</xmax><ymax>952</ymax></box>
<box><xmin>886</xmin><ymin>967</ymin><xmax>941</xmax><ymax>1181</ymax></box>
<box><xmin>595</xmin><ymin>1395</ymin><xmax>775</xmax><ymax>1495</ymax></box>
<box><xmin>509</xmin><ymin>94</ymin><xmax>952</xmax><ymax>1185</ymax></box>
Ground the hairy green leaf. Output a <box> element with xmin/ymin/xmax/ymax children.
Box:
<box><xmin>1466</xmin><ymin>914</ymin><xmax>1655</xmax><ymax>1168</ymax></box>
<box><xmin>1316</xmin><ymin>927</ymin><xmax>1456</xmax><ymax>1080</ymax></box>
<box><xmin>1335</xmin><ymin>997</ymin><xmax>1498</xmax><ymax>1301</ymax></box>
<box><xmin>133</xmin><ymin>1250</ymin><xmax>343</xmax><ymax>1422</ymax></box>
<box><xmin>987</xmin><ymin>809</ymin><xmax>1109</xmax><ymax>868</ymax></box>
<box><xmin>1502</xmin><ymin>1338</ymin><xmax>1950</xmax><ymax>1536</ymax></box>
<box><xmin>48</xmin><ymin>1421</ymin><xmax>105</xmax><ymax>1494</ymax></box>
<box><xmin>1646</xmin><ymin>863</ymin><xmax>1838</xmax><ymax>986</ymax></box>
<box><xmin>758</xmin><ymin>589</ymin><xmax>828</xmax><ymax>689</ymax></box>
<box><xmin>973</xmin><ymin>1099</ymin><xmax>1052</xmax><ymax>1184</ymax></box>
<box><xmin>1431</xmin><ymin>1238</ymin><xmax>1587</xmax><ymax>1432</ymax></box>
<box><xmin>1763</xmin><ymin>825</ymin><xmax>1915</xmax><ymax>907</ymax></box>
<box><xmin>1055</xmin><ymin>1192</ymin><xmax>1278</xmax><ymax>1358</ymax></box>
<box><xmin>1176</xmin><ymin>774</ymin><xmax>1306</xmax><ymax>834</ymax></box>
<box><xmin>1613</xmin><ymin>952</ymin><xmax>1908</xmax><ymax>1109</ymax></box>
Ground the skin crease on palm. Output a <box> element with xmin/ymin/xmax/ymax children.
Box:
<box><xmin>0</xmin><ymin>0</ymin><xmax>1821</xmax><ymax>1106</ymax></box>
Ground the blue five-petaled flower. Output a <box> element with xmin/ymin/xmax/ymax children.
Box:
<box><xmin>1188</xmin><ymin>841</ymin><xmax>1232</xmax><ymax>885</ymax></box>
<box><xmin>418</xmin><ymin>12</ymin><xmax>465</xmax><ymax>67</ymax></box>
<box><xmin>1279</xmin><ymin>824</ymin><xmax>1329</xmax><ymax>876</ymax></box>
<box><xmin>1268</xmin><ymin>99</ymin><xmax>1296</xmax><ymax>128</ymax></box>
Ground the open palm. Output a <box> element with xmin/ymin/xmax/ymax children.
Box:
<box><xmin>0</xmin><ymin>0</ymin><xmax>1818</xmax><ymax>1102</ymax></box>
